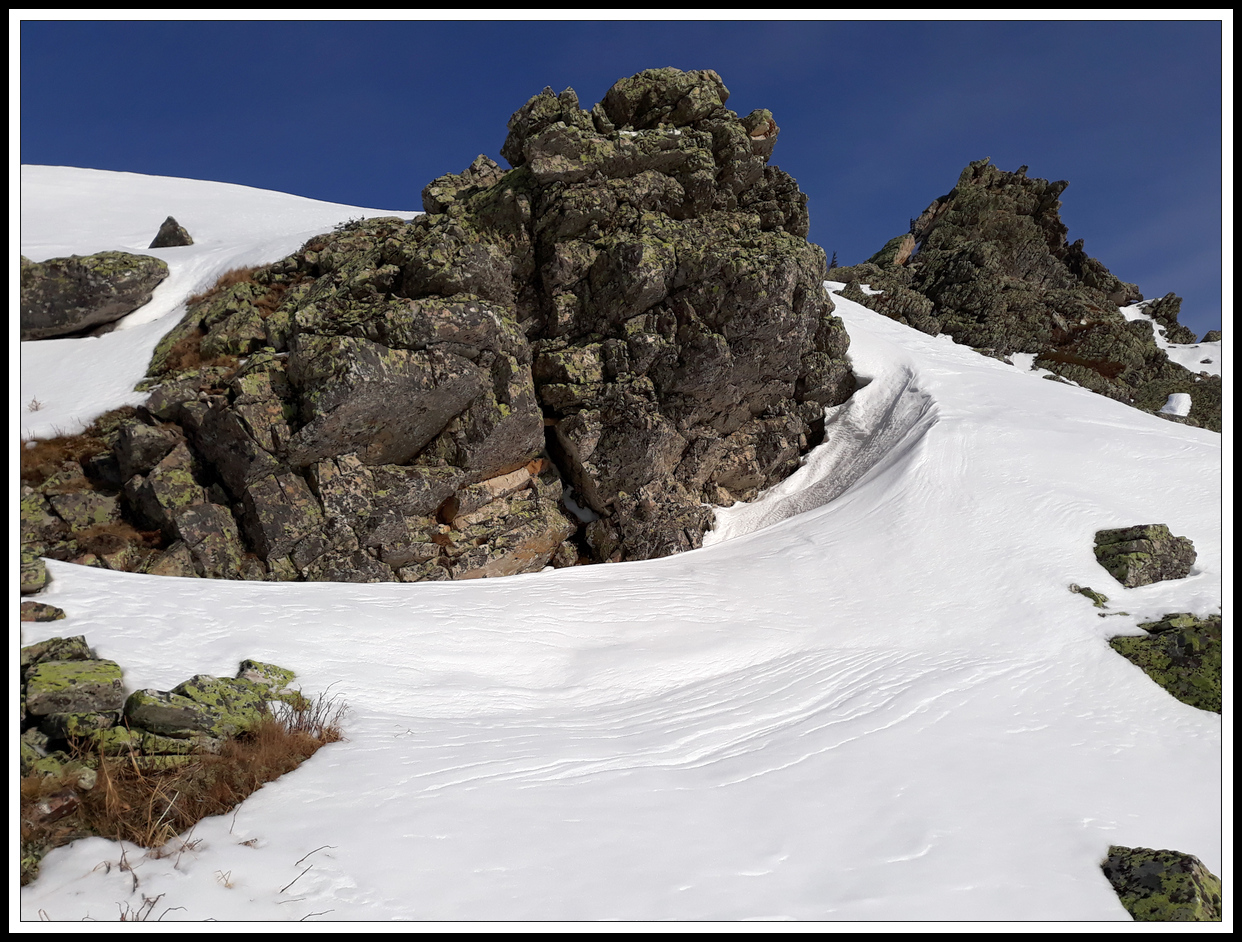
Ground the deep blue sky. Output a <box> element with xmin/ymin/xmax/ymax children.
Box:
<box><xmin>19</xmin><ymin>19</ymin><xmax>1225</xmax><ymax>336</ymax></box>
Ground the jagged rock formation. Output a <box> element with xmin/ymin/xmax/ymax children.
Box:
<box><xmin>1101</xmin><ymin>846</ymin><xmax>1222</xmax><ymax>920</ymax></box>
<box><xmin>1093</xmin><ymin>524</ymin><xmax>1196</xmax><ymax>587</ymax></box>
<box><xmin>20</xmin><ymin>252</ymin><xmax>169</xmax><ymax>340</ymax></box>
<box><xmin>149</xmin><ymin>215</ymin><xmax>194</xmax><ymax>248</ymax></box>
<box><xmin>830</xmin><ymin>158</ymin><xmax>1221</xmax><ymax>431</ymax></box>
<box><xmin>1109</xmin><ymin>612</ymin><xmax>1221</xmax><ymax>713</ymax></box>
<box><xmin>21</xmin><ymin>68</ymin><xmax>856</xmax><ymax>584</ymax></box>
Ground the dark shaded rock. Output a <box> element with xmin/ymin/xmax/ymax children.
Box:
<box><xmin>832</xmin><ymin>158</ymin><xmax>1219</xmax><ymax>431</ymax></box>
<box><xmin>119</xmin><ymin>68</ymin><xmax>855</xmax><ymax>580</ymax></box>
<box><xmin>21</xmin><ymin>252</ymin><xmax>169</xmax><ymax>340</ymax></box>
<box><xmin>116</xmin><ymin>422</ymin><xmax>182</xmax><ymax>481</ymax></box>
<box><xmin>1109</xmin><ymin>612</ymin><xmax>1221</xmax><ymax>712</ymax></box>
<box><xmin>1101</xmin><ymin>846</ymin><xmax>1222</xmax><ymax>921</ymax></box>
<box><xmin>173</xmin><ymin>502</ymin><xmax>246</xmax><ymax>578</ymax></box>
<box><xmin>20</xmin><ymin>601</ymin><xmax>66</xmax><ymax>622</ymax></box>
<box><xmin>1201</xmin><ymin>329</ymin><xmax>1221</xmax><ymax>343</ymax></box>
<box><xmin>149</xmin><ymin>215</ymin><xmax>194</xmax><ymax>248</ymax></box>
<box><xmin>1094</xmin><ymin>524</ymin><xmax>1196</xmax><ymax>587</ymax></box>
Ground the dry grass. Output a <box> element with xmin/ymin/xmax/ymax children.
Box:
<box><xmin>73</xmin><ymin>520</ymin><xmax>165</xmax><ymax>557</ymax></box>
<box><xmin>20</xmin><ymin>407</ymin><xmax>139</xmax><ymax>488</ymax></box>
<box><xmin>1040</xmin><ymin>348</ymin><xmax>1128</xmax><ymax>380</ymax></box>
<box><xmin>21</xmin><ymin>691</ymin><xmax>347</xmax><ymax>886</ymax></box>
<box><xmin>184</xmin><ymin>265</ymin><xmax>264</xmax><ymax>308</ymax></box>
<box><xmin>158</xmin><ymin>327</ymin><xmax>242</xmax><ymax>375</ymax></box>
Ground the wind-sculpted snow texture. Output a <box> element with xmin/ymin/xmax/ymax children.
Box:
<box><xmin>830</xmin><ymin>158</ymin><xmax>1221</xmax><ymax>431</ymax></box>
<box><xmin>65</xmin><ymin>68</ymin><xmax>855</xmax><ymax>584</ymax></box>
<box><xmin>19</xmin><ymin>285</ymin><xmax>1221</xmax><ymax>921</ymax></box>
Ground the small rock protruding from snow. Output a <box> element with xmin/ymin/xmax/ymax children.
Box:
<box><xmin>148</xmin><ymin>215</ymin><xmax>194</xmax><ymax>248</ymax></box>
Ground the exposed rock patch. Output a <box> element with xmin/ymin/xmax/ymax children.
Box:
<box><xmin>22</xmin><ymin>68</ymin><xmax>856</xmax><ymax>584</ymax></box>
<box><xmin>1093</xmin><ymin>524</ymin><xmax>1196</xmax><ymax>587</ymax></box>
<box><xmin>1101</xmin><ymin>846</ymin><xmax>1222</xmax><ymax>920</ymax></box>
<box><xmin>20</xmin><ymin>252</ymin><xmax>169</xmax><ymax>340</ymax></box>
<box><xmin>1109</xmin><ymin>612</ymin><xmax>1221</xmax><ymax>713</ymax></box>
<box><xmin>830</xmin><ymin>158</ymin><xmax>1220</xmax><ymax>431</ymax></box>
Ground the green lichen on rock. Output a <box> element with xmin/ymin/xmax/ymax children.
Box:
<box><xmin>25</xmin><ymin>659</ymin><xmax>126</xmax><ymax>716</ymax></box>
<box><xmin>21</xmin><ymin>251</ymin><xmax>169</xmax><ymax>340</ymax></box>
<box><xmin>1069</xmin><ymin>583</ymin><xmax>1109</xmax><ymax>608</ymax></box>
<box><xmin>1102</xmin><ymin>846</ymin><xmax>1222</xmax><ymax>921</ymax></box>
<box><xmin>831</xmin><ymin>158</ymin><xmax>1219</xmax><ymax>431</ymax></box>
<box><xmin>1109</xmin><ymin>612</ymin><xmax>1221</xmax><ymax>712</ymax></box>
<box><xmin>1093</xmin><ymin>524</ymin><xmax>1196</xmax><ymax>587</ymax></box>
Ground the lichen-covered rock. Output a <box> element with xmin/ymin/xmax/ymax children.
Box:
<box><xmin>1109</xmin><ymin>612</ymin><xmax>1221</xmax><ymax>712</ymax></box>
<box><xmin>832</xmin><ymin>159</ymin><xmax>1219</xmax><ymax>431</ymax></box>
<box><xmin>21</xmin><ymin>548</ymin><xmax>49</xmax><ymax>595</ymax></box>
<box><xmin>20</xmin><ymin>601</ymin><xmax>66</xmax><ymax>622</ymax></box>
<box><xmin>1094</xmin><ymin>524</ymin><xmax>1196</xmax><ymax>587</ymax></box>
<box><xmin>20</xmin><ymin>636</ymin><xmax>95</xmax><ymax>674</ymax></box>
<box><xmin>110</xmin><ymin>68</ymin><xmax>854</xmax><ymax>581</ymax></box>
<box><xmin>25</xmin><ymin>659</ymin><xmax>125</xmax><ymax>716</ymax></box>
<box><xmin>149</xmin><ymin>215</ymin><xmax>194</xmax><ymax>249</ymax></box>
<box><xmin>21</xmin><ymin>252</ymin><xmax>169</xmax><ymax>340</ymax></box>
<box><xmin>1102</xmin><ymin>846</ymin><xmax>1222</xmax><ymax>921</ymax></box>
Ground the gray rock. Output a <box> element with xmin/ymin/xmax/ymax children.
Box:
<box><xmin>1094</xmin><ymin>524</ymin><xmax>1196</xmax><ymax>587</ymax></box>
<box><xmin>113</xmin><ymin>68</ymin><xmax>856</xmax><ymax>580</ymax></box>
<box><xmin>21</xmin><ymin>252</ymin><xmax>169</xmax><ymax>340</ymax></box>
<box><xmin>149</xmin><ymin>215</ymin><xmax>194</xmax><ymax>248</ymax></box>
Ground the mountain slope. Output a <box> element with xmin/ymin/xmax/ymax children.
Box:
<box><xmin>18</xmin><ymin>168</ymin><xmax>1223</xmax><ymax>922</ymax></box>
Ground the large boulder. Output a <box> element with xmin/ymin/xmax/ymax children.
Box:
<box><xmin>21</xmin><ymin>252</ymin><xmax>169</xmax><ymax>340</ymax></box>
<box><xmin>1108</xmin><ymin>612</ymin><xmax>1221</xmax><ymax>713</ymax></box>
<box><xmin>1093</xmin><ymin>524</ymin><xmax>1196</xmax><ymax>587</ymax></box>
<box><xmin>57</xmin><ymin>68</ymin><xmax>856</xmax><ymax>582</ymax></box>
<box><xmin>1101</xmin><ymin>846</ymin><xmax>1222</xmax><ymax>921</ymax></box>
<box><xmin>831</xmin><ymin>159</ymin><xmax>1221</xmax><ymax>432</ymax></box>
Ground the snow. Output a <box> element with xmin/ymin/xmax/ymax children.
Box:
<box><xmin>1160</xmin><ymin>393</ymin><xmax>1193</xmax><ymax>417</ymax></box>
<box><xmin>16</xmin><ymin>168</ymin><xmax>1226</xmax><ymax>925</ymax></box>
<box><xmin>1120</xmin><ymin>300</ymin><xmax>1222</xmax><ymax>378</ymax></box>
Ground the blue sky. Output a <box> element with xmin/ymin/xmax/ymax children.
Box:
<box><xmin>18</xmin><ymin>17</ymin><xmax>1225</xmax><ymax>336</ymax></box>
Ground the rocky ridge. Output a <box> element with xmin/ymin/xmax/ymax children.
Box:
<box><xmin>20</xmin><ymin>68</ymin><xmax>856</xmax><ymax>584</ymax></box>
<box><xmin>829</xmin><ymin>158</ymin><xmax>1221</xmax><ymax>431</ymax></box>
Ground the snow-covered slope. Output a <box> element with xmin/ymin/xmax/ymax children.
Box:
<box><xmin>17</xmin><ymin>168</ymin><xmax>1224</xmax><ymax>923</ymax></box>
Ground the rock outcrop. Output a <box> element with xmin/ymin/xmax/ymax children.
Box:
<box><xmin>1093</xmin><ymin>524</ymin><xmax>1196</xmax><ymax>587</ymax></box>
<box><xmin>1109</xmin><ymin>612</ymin><xmax>1221</xmax><ymax>713</ymax></box>
<box><xmin>149</xmin><ymin>215</ymin><xmax>194</xmax><ymax>248</ymax></box>
<box><xmin>830</xmin><ymin>158</ymin><xmax>1221</xmax><ymax>432</ymax></box>
<box><xmin>20</xmin><ymin>252</ymin><xmax>169</xmax><ymax>340</ymax></box>
<box><xmin>1101</xmin><ymin>846</ymin><xmax>1222</xmax><ymax>921</ymax></box>
<box><xmin>21</xmin><ymin>68</ymin><xmax>856</xmax><ymax>584</ymax></box>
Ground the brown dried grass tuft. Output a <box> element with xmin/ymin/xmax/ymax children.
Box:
<box><xmin>159</xmin><ymin>327</ymin><xmax>241</xmax><ymax>375</ymax></box>
<box><xmin>21</xmin><ymin>691</ymin><xmax>347</xmax><ymax>885</ymax></box>
<box><xmin>184</xmin><ymin>265</ymin><xmax>263</xmax><ymax>308</ymax></box>
<box><xmin>20</xmin><ymin>407</ymin><xmax>140</xmax><ymax>488</ymax></box>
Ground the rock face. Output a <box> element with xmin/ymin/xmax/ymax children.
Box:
<box><xmin>22</xmin><ymin>68</ymin><xmax>854</xmax><ymax>584</ymax></box>
<box><xmin>1101</xmin><ymin>846</ymin><xmax>1222</xmax><ymax>921</ymax></box>
<box><xmin>149</xmin><ymin>215</ymin><xmax>194</xmax><ymax>248</ymax></box>
<box><xmin>20</xmin><ymin>252</ymin><xmax>169</xmax><ymax>340</ymax></box>
<box><xmin>1093</xmin><ymin>524</ymin><xmax>1196</xmax><ymax>587</ymax></box>
<box><xmin>1109</xmin><ymin>612</ymin><xmax>1221</xmax><ymax>713</ymax></box>
<box><xmin>830</xmin><ymin>159</ymin><xmax>1221</xmax><ymax>432</ymax></box>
